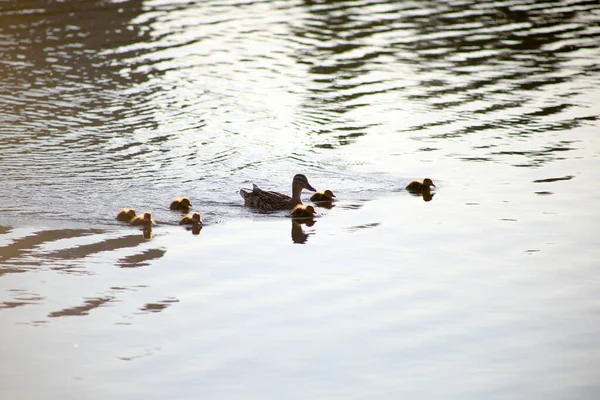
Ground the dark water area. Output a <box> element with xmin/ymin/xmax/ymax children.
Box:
<box><xmin>1</xmin><ymin>0</ymin><xmax>599</xmax><ymax>399</ymax></box>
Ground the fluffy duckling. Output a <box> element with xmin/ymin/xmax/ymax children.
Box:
<box><xmin>406</xmin><ymin>178</ymin><xmax>436</xmax><ymax>193</ymax></box>
<box><xmin>116</xmin><ymin>208</ymin><xmax>137</xmax><ymax>222</ymax></box>
<box><xmin>310</xmin><ymin>189</ymin><xmax>336</xmax><ymax>202</ymax></box>
<box><xmin>179</xmin><ymin>212</ymin><xmax>203</xmax><ymax>226</ymax></box>
<box><xmin>170</xmin><ymin>197</ymin><xmax>192</xmax><ymax>211</ymax></box>
<box><xmin>290</xmin><ymin>204</ymin><xmax>316</xmax><ymax>219</ymax></box>
<box><xmin>130</xmin><ymin>212</ymin><xmax>156</xmax><ymax>227</ymax></box>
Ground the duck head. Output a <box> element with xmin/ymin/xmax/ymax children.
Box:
<box><xmin>293</xmin><ymin>174</ymin><xmax>317</xmax><ymax>192</ymax></box>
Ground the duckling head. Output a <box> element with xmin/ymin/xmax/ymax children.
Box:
<box><xmin>180</xmin><ymin>198</ymin><xmax>192</xmax><ymax>208</ymax></box>
<box><xmin>323</xmin><ymin>189</ymin><xmax>336</xmax><ymax>199</ymax></box>
<box><xmin>192</xmin><ymin>212</ymin><xmax>202</xmax><ymax>224</ymax></box>
<box><xmin>127</xmin><ymin>209</ymin><xmax>136</xmax><ymax>218</ymax></box>
<box><xmin>143</xmin><ymin>212</ymin><xmax>153</xmax><ymax>221</ymax></box>
<box><xmin>423</xmin><ymin>178</ymin><xmax>436</xmax><ymax>188</ymax></box>
<box><xmin>305</xmin><ymin>205</ymin><xmax>316</xmax><ymax>215</ymax></box>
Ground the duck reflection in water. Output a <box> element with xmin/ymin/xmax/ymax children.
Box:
<box><xmin>291</xmin><ymin>219</ymin><xmax>316</xmax><ymax>244</ymax></box>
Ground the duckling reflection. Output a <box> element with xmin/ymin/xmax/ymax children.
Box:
<box><xmin>170</xmin><ymin>197</ymin><xmax>192</xmax><ymax>212</ymax></box>
<box><xmin>187</xmin><ymin>224</ymin><xmax>202</xmax><ymax>235</ymax></box>
<box><xmin>407</xmin><ymin>188</ymin><xmax>435</xmax><ymax>202</ymax></box>
<box><xmin>116</xmin><ymin>208</ymin><xmax>136</xmax><ymax>222</ymax></box>
<box><xmin>291</xmin><ymin>219</ymin><xmax>316</xmax><ymax>244</ymax></box>
<box><xmin>142</xmin><ymin>226</ymin><xmax>153</xmax><ymax>240</ymax></box>
<box><xmin>422</xmin><ymin>190</ymin><xmax>435</xmax><ymax>202</ymax></box>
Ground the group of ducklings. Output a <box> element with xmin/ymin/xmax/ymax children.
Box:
<box><xmin>289</xmin><ymin>189</ymin><xmax>337</xmax><ymax>219</ymax></box>
<box><xmin>239</xmin><ymin>173</ymin><xmax>435</xmax><ymax>216</ymax></box>
<box><xmin>116</xmin><ymin>175</ymin><xmax>435</xmax><ymax>233</ymax></box>
<box><xmin>116</xmin><ymin>197</ymin><xmax>203</xmax><ymax>233</ymax></box>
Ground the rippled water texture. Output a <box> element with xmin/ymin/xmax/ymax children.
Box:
<box><xmin>1</xmin><ymin>0</ymin><xmax>599</xmax><ymax>398</ymax></box>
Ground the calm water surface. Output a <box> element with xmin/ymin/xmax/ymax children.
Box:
<box><xmin>1</xmin><ymin>0</ymin><xmax>599</xmax><ymax>399</ymax></box>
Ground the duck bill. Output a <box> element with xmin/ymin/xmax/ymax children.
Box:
<box><xmin>306</xmin><ymin>183</ymin><xmax>317</xmax><ymax>192</ymax></box>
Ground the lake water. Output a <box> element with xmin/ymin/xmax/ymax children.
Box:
<box><xmin>1</xmin><ymin>0</ymin><xmax>599</xmax><ymax>398</ymax></box>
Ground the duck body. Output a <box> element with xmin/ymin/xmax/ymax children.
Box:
<box><xmin>290</xmin><ymin>204</ymin><xmax>316</xmax><ymax>219</ymax></box>
<box><xmin>310</xmin><ymin>189</ymin><xmax>336</xmax><ymax>202</ymax></box>
<box><xmin>117</xmin><ymin>208</ymin><xmax>136</xmax><ymax>222</ymax></box>
<box><xmin>170</xmin><ymin>197</ymin><xmax>192</xmax><ymax>211</ymax></box>
<box><xmin>130</xmin><ymin>212</ymin><xmax>156</xmax><ymax>227</ymax></box>
<box><xmin>179</xmin><ymin>212</ymin><xmax>203</xmax><ymax>226</ymax></box>
<box><xmin>240</xmin><ymin>174</ymin><xmax>316</xmax><ymax>212</ymax></box>
<box><xmin>406</xmin><ymin>178</ymin><xmax>436</xmax><ymax>193</ymax></box>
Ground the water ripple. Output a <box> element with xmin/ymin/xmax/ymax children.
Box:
<box><xmin>0</xmin><ymin>0</ymin><xmax>598</xmax><ymax>224</ymax></box>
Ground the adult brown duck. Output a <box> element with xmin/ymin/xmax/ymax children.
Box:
<box><xmin>240</xmin><ymin>174</ymin><xmax>317</xmax><ymax>211</ymax></box>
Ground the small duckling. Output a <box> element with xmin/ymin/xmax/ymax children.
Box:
<box><xmin>130</xmin><ymin>212</ymin><xmax>156</xmax><ymax>227</ymax></box>
<box><xmin>116</xmin><ymin>208</ymin><xmax>136</xmax><ymax>222</ymax></box>
<box><xmin>179</xmin><ymin>212</ymin><xmax>203</xmax><ymax>226</ymax></box>
<box><xmin>290</xmin><ymin>204</ymin><xmax>316</xmax><ymax>219</ymax></box>
<box><xmin>406</xmin><ymin>178</ymin><xmax>436</xmax><ymax>193</ymax></box>
<box><xmin>170</xmin><ymin>197</ymin><xmax>192</xmax><ymax>211</ymax></box>
<box><xmin>310</xmin><ymin>189</ymin><xmax>336</xmax><ymax>202</ymax></box>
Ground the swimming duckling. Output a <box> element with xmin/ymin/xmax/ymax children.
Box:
<box><xmin>179</xmin><ymin>212</ymin><xmax>202</xmax><ymax>226</ymax></box>
<box><xmin>116</xmin><ymin>208</ymin><xmax>136</xmax><ymax>222</ymax></box>
<box><xmin>406</xmin><ymin>178</ymin><xmax>436</xmax><ymax>193</ymax></box>
<box><xmin>310</xmin><ymin>189</ymin><xmax>336</xmax><ymax>202</ymax></box>
<box><xmin>240</xmin><ymin>174</ymin><xmax>317</xmax><ymax>211</ymax></box>
<box><xmin>290</xmin><ymin>204</ymin><xmax>316</xmax><ymax>219</ymax></box>
<box><xmin>130</xmin><ymin>212</ymin><xmax>156</xmax><ymax>227</ymax></box>
<box><xmin>170</xmin><ymin>197</ymin><xmax>192</xmax><ymax>211</ymax></box>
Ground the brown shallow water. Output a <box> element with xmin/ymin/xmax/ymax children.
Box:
<box><xmin>1</xmin><ymin>0</ymin><xmax>600</xmax><ymax>398</ymax></box>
